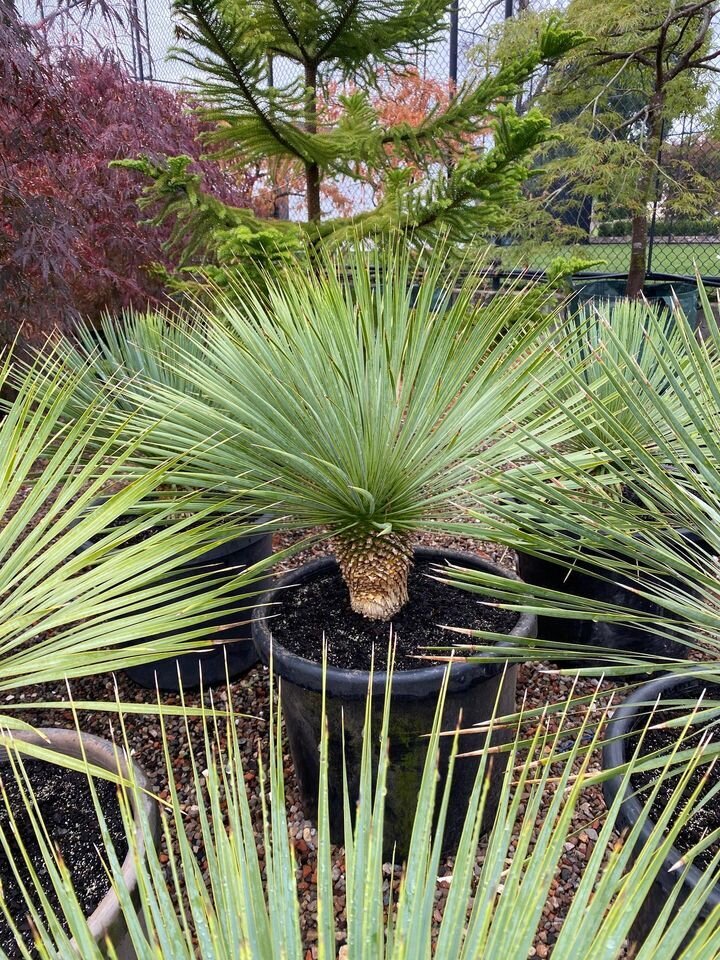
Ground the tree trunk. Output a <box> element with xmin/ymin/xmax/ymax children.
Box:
<box><xmin>626</xmin><ymin>213</ymin><xmax>648</xmax><ymax>297</ymax></box>
<box><xmin>335</xmin><ymin>532</ymin><xmax>413</xmax><ymax>621</ymax></box>
<box><xmin>306</xmin><ymin>161</ymin><xmax>321</xmax><ymax>222</ymax></box>
<box><xmin>304</xmin><ymin>63</ymin><xmax>321</xmax><ymax>222</ymax></box>
<box><xmin>626</xmin><ymin>97</ymin><xmax>665</xmax><ymax>298</ymax></box>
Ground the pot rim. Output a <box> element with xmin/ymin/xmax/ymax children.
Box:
<box><xmin>603</xmin><ymin>673</ymin><xmax>720</xmax><ymax>909</ymax></box>
<box><xmin>251</xmin><ymin>546</ymin><xmax>536</xmax><ymax>698</ymax></box>
<box><xmin>0</xmin><ymin>727</ymin><xmax>158</xmax><ymax>948</ymax></box>
<box><xmin>76</xmin><ymin>499</ymin><xmax>274</xmax><ymax>562</ymax></box>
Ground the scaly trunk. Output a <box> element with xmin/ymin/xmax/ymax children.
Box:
<box><xmin>335</xmin><ymin>531</ymin><xmax>413</xmax><ymax>621</ymax></box>
<box><xmin>304</xmin><ymin>62</ymin><xmax>321</xmax><ymax>222</ymax></box>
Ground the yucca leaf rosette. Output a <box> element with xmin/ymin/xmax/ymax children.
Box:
<box><xmin>67</xmin><ymin>242</ymin><xmax>590</xmax><ymax>622</ymax></box>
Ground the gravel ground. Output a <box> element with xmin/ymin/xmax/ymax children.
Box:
<box><xmin>11</xmin><ymin>525</ymin><xmax>628</xmax><ymax>958</ymax></box>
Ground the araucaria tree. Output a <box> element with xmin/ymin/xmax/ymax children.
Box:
<box><xmin>123</xmin><ymin>0</ymin><xmax>585</xmax><ymax>270</ymax></box>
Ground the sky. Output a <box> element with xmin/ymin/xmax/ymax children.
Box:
<box><xmin>19</xmin><ymin>0</ymin><xmax>521</xmax><ymax>87</ymax></box>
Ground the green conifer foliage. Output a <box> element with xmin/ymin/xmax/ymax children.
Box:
<box><xmin>117</xmin><ymin>3</ymin><xmax>586</xmax><ymax>279</ymax></box>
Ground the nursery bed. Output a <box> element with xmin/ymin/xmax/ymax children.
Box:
<box><xmin>13</xmin><ymin>526</ymin><xmax>624</xmax><ymax>958</ymax></box>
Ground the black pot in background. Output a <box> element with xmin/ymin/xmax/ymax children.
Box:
<box><xmin>516</xmin><ymin>527</ymin><xmax>705</xmax><ymax>669</ymax></box>
<box><xmin>252</xmin><ymin>547</ymin><xmax>536</xmax><ymax>859</ymax></box>
<box><xmin>79</xmin><ymin>511</ymin><xmax>274</xmax><ymax>691</ymax></box>
<box><xmin>568</xmin><ymin>274</ymin><xmax>699</xmax><ymax>328</ymax></box>
<box><xmin>603</xmin><ymin>675</ymin><xmax>720</xmax><ymax>950</ymax></box>
<box><xmin>123</xmin><ymin>524</ymin><xmax>273</xmax><ymax>690</ymax></box>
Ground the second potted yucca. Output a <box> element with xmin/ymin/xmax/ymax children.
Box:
<box><xmin>510</xmin><ymin>297</ymin><xmax>713</xmax><ymax>667</ymax></box>
<box><xmin>0</xmin><ymin>354</ymin><xmax>270</xmax><ymax>956</ymax></box>
<box><xmin>24</xmin><ymin>311</ymin><xmax>274</xmax><ymax>691</ymax></box>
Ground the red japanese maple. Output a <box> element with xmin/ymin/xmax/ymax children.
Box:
<box><xmin>0</xmin><ymin>12</ymin><xmax>258</xmax><ymax>354</ymax></box>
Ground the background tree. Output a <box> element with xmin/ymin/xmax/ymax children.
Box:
<box><xmin>488</xmin><ymin>0</ymin><xmax>720</xmax><ymax>293</ymax></box>
<box><xmin>659</xmin><ymin>131</ymin><xmax>720</xmax><ymax>237</ymax></box>
<box><xmin>246</xmin><ymin>70</ymin><xmax>460</xmax><ymax>219</ymax></box>
<box><xmin>119</xmin><ymin>0</ymin><xmax>585</xmax><ymax>279</ymax></box>
<box><xmin>0</xmin><ymin>0</ymin><xmax>262</xmax><ymax>356</ymax></box>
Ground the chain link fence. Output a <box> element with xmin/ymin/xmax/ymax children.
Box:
<box><xmin>22</xmin><ymin>0</ymin><xmax>720</xmax><ymax>280</ymax></box>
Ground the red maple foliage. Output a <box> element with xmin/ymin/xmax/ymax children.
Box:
<box><xmin>0</xmin><ymin>13</ymin><xmax>259</xmax><ymax>354</ymax></box>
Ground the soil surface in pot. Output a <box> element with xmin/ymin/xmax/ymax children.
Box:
<box><xmin>0</xmin><ymin>759</ymin><xmax>128</xmax><ymax>958</ymax></box>
<box><xmin>268</xmin><ymin>561</ymin><xmax>519</xmax><ymax>670</ymax></box>
<box><xmin>631</xmin><ymin>682</ymin><xmax>720</xmax><ymax>872</ymax></box>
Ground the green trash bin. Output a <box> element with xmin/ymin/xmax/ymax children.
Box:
<box><xmin>569</xmin><ymin>274</ymin><xmax>699</xmax><ymax>328</ymax></box>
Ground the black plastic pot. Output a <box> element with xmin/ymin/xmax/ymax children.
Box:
<box><xmin>252</xmin><ymin>547</ymin><xmax>537</xmax><ymax>858</ymax></box>
<box><xmin>568</xmin><ymin>274</ymin><xmax>699</xmax><ymax>328</ymax></box>
<box><xmin>603</xmin><ymin>675</ymin><xmax>720</xmax><ymax>949</ymax></box>
<box><xmin>123</xmin><ymin>525</ymin><xmax>273</xmax><ymax>690</ymax></box>
<box><xmin>516</xmin><ymin>528</ymin><xmax>705</xmax><ymax>669</ymax></box>
<box><xmin>79</xmin><ymin>511</ymin><xmax>273</xmax><ymax>691</ymax></box>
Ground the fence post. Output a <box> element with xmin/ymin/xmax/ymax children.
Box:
<box><xmin>449</xmin><ymin>0</ymin><xmax>458</xmax><ymax>86</ymax></box>
<box><xmin>128</xmin><ymin>0</ymin><xmax>145</xmax><ymax>81</ymax></box>
<box><xmin>141</xmin><ymin>0</ymin><xmax>153</xmax><ymax>81</ymax></box>
<box><xmin>505</xmin><ymin>0</ymin><xmax>513</xmax><ymax>18</ymax></box>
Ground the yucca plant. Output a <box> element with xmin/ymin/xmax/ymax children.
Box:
<box><xmin>481</xmin><ymin>294</ymin><xmax>720</xmax><ymax>664</ymax></box>
<box><xmin>555</xmin><ymin>296</ymin><xmax>716</xmax><ymax>463</ymax></box>
<box><xmin>8</xmin><ymin>310</ymin><xmax>218</xmax><ymax>486</ymax></box>
<box><xmin>66</xmin><ymin>241</ymin><xmax>594</xmax><ymax>622</ymax></box>
<box><xmin>47</xmin><ymin>308</ymin><xmax>211</xmax><ymax>409</ymax></box>
<box><xmin>427</xmin><ymin>291</ymin><xmax>720</xmax><ymax>936</ymax></box>
<box><xmin>0</xmin><ymin>349</ymin><xmax>272</xmax><ymax>721</ymax></box>
<box><xmin>10</xmin><ymin>312</ymin><xmax>283</xmax><ymax>690</ymax></box>
<box><xmin>440</xmin><ymin>287</ymin><xmax>720</xmax><ymax>674</ymax></box>
<box><xmin>0</xmin><ymin>345</ymin><xmax>285</xmax><ymax>954</ymax></box>
<box><xmin>447</xmin><ymin>337</ymin><xmax>720</xmax><ymax>946</ymax></box>
<box><xmin>24</xmin><ymin>241</ymin><xmax>602</xmax><ymax>855</ymax></box>
<box><xmin>1</xmin><ymin>669</ymin><xmax>719</xmax><ymax>958</ymax></box>
<box><xmin>28</xmin><ymin>308</ymin><xmax>247</xmax><ymax>520</ymax></box>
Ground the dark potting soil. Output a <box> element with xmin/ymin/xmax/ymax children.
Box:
<box><xmin>268</xmin><ymin>561</ymin><xmax>520</xmax><ymax>670</ymax></box>
<box><xmin>0</xmin><ymin>759</ymin><xmax>128</xmax><ymax>958</ymax></box>
<box><xmin>631</xmin><ymin>682</ymin><xmax>720</xmax><ymax>873</ymax></box>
